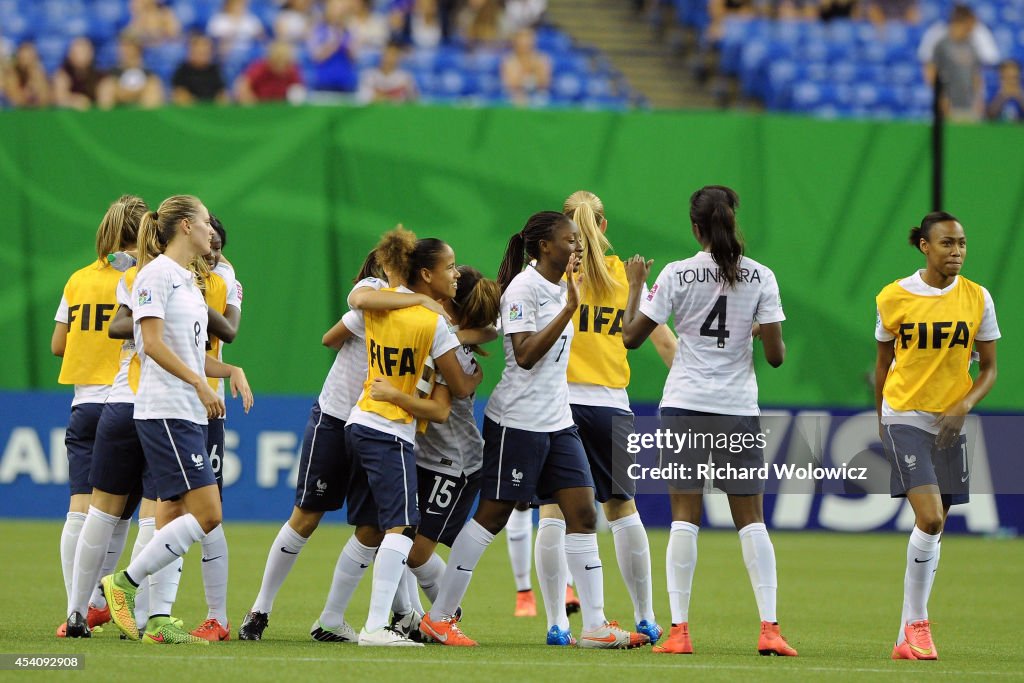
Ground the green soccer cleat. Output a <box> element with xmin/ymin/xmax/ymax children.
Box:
<box><xmin>101</xmin><ymin>572</ymin><xmax>139</xmax><ymax>641</ymax></box>
<box><xmin>142</xmin><ymin>616</ymin><xmax>211</xmax><ymax>645</ymax></box>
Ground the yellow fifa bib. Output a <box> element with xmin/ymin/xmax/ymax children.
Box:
<box><xmin>877</xmin><ymin>276</ymin><xmax>986</xmax><ymax>412</ymax></box>
<box><xmin>204</xmin><ymin>273</ymin><xmax>229</xmax><ymax>391</ymax></box>
<box><xmin>356</xmin><ymin>294</ymin><xmax>442</xmax><ymax>424</ymax></box>
<box><xmin>118</xmin><ymin>267</ymin><xmax>143</xmax><ymax>395</ymax></box>
<box><xmin>567</xmin><ymin>255</ymin><xmax>630</xmax><ymax>388</ymax></box>
<box><xmin>58</xmin><ymin>261</ymin><xmax>124</xmax><ymax>386</ymax></box>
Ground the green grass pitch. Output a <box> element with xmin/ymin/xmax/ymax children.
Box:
<box><xmin>3</xmin><ymin>519</ymin><xmax>1021</xmax><ymax>682</ymax></box>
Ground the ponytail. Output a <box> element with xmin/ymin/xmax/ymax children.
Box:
<box><xmin>690</xmin><ymin>185</ymin><xmax>743</xmax><ymax>287</ymax></box>
<box><xmin>136</xmin><ymin>195</ymin><xmax>203</xmax><ymax>270</ymax></box>
<box><xmin>496</xmin><ymin>232</ymin><xmax>526</xmax><ymax>294</ymax></box>
<box><xmin>564</xmin><ymin>190</ymin><xmax>616</xmax><ymax>302</ymax></box>
<box><xmin>353</xmin><ymin>248</ymin><xmax>385</xmax><ymax>283</ymax></box>
<box><xmin>909</xmin><ymin>211</ymin><xmax>959</xmax><ymax>252</ymax></box>
<box><xmin>136</xmin><ymin>210</ymin><xmax>164</xmax><ymax>269</ymax></box>
<box><xmin>95</xmin><ymin>194</ymin><xmax>148</xmax><ymax>263</ymax></box>
<box><xmin>454</xmin><ymin>265</ymin><xmax>501</xmax><ymax>355</ymax></box>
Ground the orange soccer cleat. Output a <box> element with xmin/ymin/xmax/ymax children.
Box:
<box><xmin>419</xmin><ymin>612</ymin><xmax>478</xmax><ymax>647</ymax></box>
<box><xmin>903</xmin><ymin>620</ymin><xmax>938</xmax><ymax>660</ymax></box>
<box><xmin>191</xmin><ymin>618</ymin><xmax>231</xmax><ymax>642</ymax></box>
<box><xmin>514</xmin><ymin>589</ymin><xmax>537</xmax><ymax>617</ymax></box>
<box><xmin>652</xmin><ymin>623</ymin><xmax>693</xmax><ymax>654</ymax></box>
<box><xmin>757</xmin><ymin>621</ymin><xmax>798</xmax><ymax>656</ymax></box>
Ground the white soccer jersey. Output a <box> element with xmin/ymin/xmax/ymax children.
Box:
<box><xmin>417</xmin><ymin>338</ymin><xmax>484</xmax><ymax>476</ymax></box>
<box><xmin>485</xmin><ymin>266</ymin><xmax>575</xmax><ymax>432</ymax></box>
<box><xmin>640</xmin><ymin>251</ymin><xmax>785</xmax><ymax>416</ymax></box>
<box><xmin>106</xmin><ymin>275</ymin><xmax>138</xmax><ymax>405</ymax></box>
<box><xmin>54</xmin><ymin>296</ymin><xmax>110</xmax><ymax>406</ymax></box>
<box><xmin>132</xmin><ymin>255</ymin><xmax>210</xmax><ymax>424</ymax></box>
<box><xmin>875</xmin><ymin>271</ymin><xmax>1000</xmax><ymax>433</ymax></box>
<box><xmin>346</xmin><ymin>286</ymin><xmax>461</xmax><ymax>443</ymax></box>
<box><xmin>318</xmin><ymin>277</ymin><xmax>385</xmax><ymax>421</ymax></box>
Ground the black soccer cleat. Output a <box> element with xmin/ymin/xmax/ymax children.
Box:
<box><xmin>66</xmin><ymin>611</ymin><xmax>91</xmax><ymax>638</ymax></box>
<box><xmin>238</xmin><ymin>611</ymin><xmax>269</xmax><ymax>641</ymax></box>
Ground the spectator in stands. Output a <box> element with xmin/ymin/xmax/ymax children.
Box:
<box><xmin>864</xmin><ymin>0</ymin><xmax>919</xmax><ymax>26</ymax></box>
<box><xmin>96</xmin><ymin>37</ymin><xmax>165</xmax><ymax>109</ymax></box>
<box><xmin>394</xmin><ymin>0</ymin><xmax>444</xmax><ymax>50</ymax></box>
<box><xmin>3</xmin><ymin>41</ymin><xmax>51</xmax><ymax>108</ymax></box>
<box><xmin>275</xmin><ymin>0</ymin><xmax>317</xmax><ymax>44</ymax></box>
<box><xmin>358</xmin><ymin>40</ymin><xmax>418</xmax><ymax>103</ymax></box>
<box><xmin>501</xmin><ymin>27</ymin><xmax>551</xmax><ymax>106</ymax></box>
<box><xmin>918</xmin><ymin>4</ymin><xmax>999</xmax><ymax>68</ymax></box>
<box><xmin>770</xmin><ymin>1</ymin><xmax>818</xmax><ymax>21</ymax></box>
<box><xmin>987</xmin><ymin>59</ymin><xmax>1024</xmax><ymax>123</ymax></box>
<box><xmin>351</xmin><ymin>0</ymin><xmax>391</xmax><ymax>51</ymax></box>
<box><xmin>503</xmin><ymin>0</ymin><xmax>547</xmax><ymax>34</ymax></box>
<box><xmin>817</xmin><ymin>0</ymin><xmax>857</xmax><ymax>22</ymax></box>
<box><xmin>172</xmin><ymin>34</ymin><xmax>228</xmax><ymax>105</ymax></box>
<box><xmin>236</xmin><ymin>40</ymin><xmax>304</xmax><ymax>103</ymax></box>
<box><xmin>707</xmin><ymin>0</ymin><xmax>758</xmax><ymax>44</ymax></box>
<box><xmin>457</xmin><ymin>0</ymin><xmax>506</xmax><ymax>48</ymax></box>
<box><xmin>307</xmin><ymin>0</ymin><xmax>359</xmax><ymax>93</ymax></box>
<box><xmin>924</xmin><ymin>4</ymin><xmax>983</xmax><ymax>122</ymax></box>
<box><xmin>53</xmin><ymin>37</ymin><xmax>105</xmax><ymax>111</ymax></box>
<box><xmin>209</xmin><ymin>0</ymin><xmax>267</xmax><ymax>56</ymax></box>
<box><xmin>123</xmin><ymin>0</ymin><xmax>182</xmax><ymax>47</ymax></box>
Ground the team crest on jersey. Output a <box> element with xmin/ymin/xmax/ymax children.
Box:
<box><xmin>646</xmin><ymin>284</ymin><xmax>659</xmax><ymax>301</ymax></box>
<box><xmin>138</xmin><ymin>288</ymin><xmax>152</xmax><ymax>306</ymax></box>
<box><xmin>508</xmin><ymin>302</ymin><xmax>524</xmax><ymax>322</ymax></box>
<box><xmin>904</xmin><ymin>454</ymin><xmax>917</xmax><ymax>469</ymax></box>
<box><xmin>191</xmin><ymin>453</ymin><xmax>204</xmax><ymax>469</ymax></box>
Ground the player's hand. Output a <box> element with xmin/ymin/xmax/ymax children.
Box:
<box><xmin>752</xmin><ymin>322</ymin><xmax>762</xmax><ymax>339</ymax></box>
<box><xmin>417</xmin><ymin>295</ymin><xmax>453</xmax><ymax>324</ymax></box>
<box><xmin>933</xmin><ymin>401</ymin><xmax>968</xmax><ymax>449</ymax></box>
<box><xmin>369</xmin><ymin>377</ymin><xmax>400</xmax><ymax>402</ymax></box>
<box><xmin>565</xmin><ymin>252</ymin><xmax>581</xmax><ymax>310</ymax></box>
<box><xmin>196</xmin><ymin>381</ymin><xmax>225</xmax><ymax>419</ymax></box>
<box><xmin>625</xmin><ymin>254</ymin><xmax>653</xmax><ymax>289</ymax></box>
<box><xmin>229</xmin><ymin>366</ymin><xmax>254</xmax><ymax>414</ymax></box>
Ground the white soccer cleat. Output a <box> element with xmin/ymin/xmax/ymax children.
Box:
<box><xmin>578</xmin><ymin>621</ymin><xmax>650</xmax><ymax>649</ymax></box>
<box><xmin>358</xmin><ymin>626</ymin><xmax>424</xmax><ymax>647</ymax></box>
<box><xmin>310</xmin><ymin>619</ymin><xmax>357</xmax><ymax>643</ymax></box>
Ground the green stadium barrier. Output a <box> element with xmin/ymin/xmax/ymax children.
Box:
<box><xmin>1</xmin><ymin>105</ymin><xmax>1020</xmax><ymax>408</ymax></box>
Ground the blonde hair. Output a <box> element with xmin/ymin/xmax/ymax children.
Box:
<box><xmin>136</xmin><ymin>195</ymin><xmax>203</xmax><ymax>269</ymax></box>
<box><xmin>563</xmin><ymin>190</ymin><xmax>617</xmax><ymax>302</ymax></box>
<box><xmin>374</xmin><ymin>225</ymin><xmax>418</xmax><ymax>285</ymax></box>
<box><xmin>453</xmin><ymin>265</ymin><xmax>500</xmax><ymax>356</ymax></box>
<box><xmin>95</xmin><ymin>194</ymin><xmax>148</xmax><ymax>263</ymax></box>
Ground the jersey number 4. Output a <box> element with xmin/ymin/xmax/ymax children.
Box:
<box><xmin>700</xmin><ymin>296</ymin><xmax>730</xmax><ymax>348</ymax></box>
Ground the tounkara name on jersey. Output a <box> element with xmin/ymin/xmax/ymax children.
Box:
<box><xmin>897</xmin><ymin>321</ymin><xmax>971</xmax><ymax>349</ymax></box>
<box><xmin>674</xmin><ymin>267</ymin><xmax>762</xmax><ymax>285</ymax></box>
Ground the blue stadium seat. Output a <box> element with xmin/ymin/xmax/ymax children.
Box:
<box><xmin>145</xmin><ymin>40</ymin><xmax>188</xmax><ymax>81</ymax></box>
<box><xmin>552</xmin><ymin>72</ymin><xmax>584</xmax><ymax>101</ymax></box>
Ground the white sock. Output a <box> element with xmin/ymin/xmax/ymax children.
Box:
<box><xmin>319</xmin><ymin>536</ymin><xmax>376</xmax><ymax>629</ymax></box>
<box><xmin>738</xmin><ymin>522</ymin><xmax>778</xmax><ymax>623</ymax></box>
<box><xmin>535</xmin><ymin>518</ymin><xmax>569</xmax><ymax>630</ymax></box>
<box><xmin>391</xmin><ymin>567</ymin><xmax>413</xmax><ymax>616</ymax></box>
<box><xmin>131</xmin><ymin>518</ymin><xmax>155</xmax><ymax>627</ymax></box>
<box><xmin>506</xmin><ymin>507</ymin><xmax>533</xmax><ymax>591</ymax></box>
<box><xmin>69</xmin><ymin>507</ymin><xmax>119</xmax><ymax>617</ymax></box>
<box><xmin>125</xmin><ymin>514</ymin><xmax>204</xmax><ymax>585</ymax></box>
<box><xmin>666</xmin><ymin>521</ymin><xmax>698</xmax><ymax>625</ymax></box>
<box><xmin>365</xmin><ymin>534</ymin><xmax>413</xmax><ymax>632</ymax></box>
<box><xmin>896</xmin><ymin>526</ymin><xmax>941</xmax><ymax>644</ymax></box>
<box><xmin>430</xmin><ymin>520</ymin><xmax>494</xmax><ymax>621</ymax></box>
<box><xmin>61</xmin><ymin>512</ymin><xmax>86</xmax><ymax>603</ymax></box>
<box><xmin>147</xmin><ymin>556</ymin><xmax>183</xmax><ymax>619</ymax></box>
<box><xmin>410</xmin><ymin>553</ymin><xmax>446</xmax><ymax>604</ymax></box>
<box><xmin>609</xmin><ymin>513</ymin><xmax>655</xmax><ymax>624</ymax></box>
<box><xmin>252</xmin><ymin>523</ymin><xmax>309</xmax><ymax>614</ymax></box>
<box><xmin>406</xmin><ymin>567</ymin><xmax>425</xmax><ymax>614</ymax></box>
<box><xmin>200</xmin><ymin>524</ymin><xmax>229</xmax><ymax>625</ymax></box>
<box><xmin>564</xmin><ymin>533</ymin><xmax>606</xmax><ymax>632</ymax></box>
<box><xmin>90</xmin><ymin>518</ymin><xmax>131</xmax><ymax>609</ymax></box>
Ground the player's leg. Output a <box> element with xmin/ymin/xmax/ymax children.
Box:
<box><xmin>507</xmin><ymin>502</ymin><xmax>535</xmax><ymax>615</ymax></box>
<box><xmin>535</xmin><ymin>504</ymin><xmax>569</xmax><ymax>639</ymax></box>
<box><xmin>193</xmin><ymin>418</ymin><xmax>229</xmax><ymax>640</ymax></box>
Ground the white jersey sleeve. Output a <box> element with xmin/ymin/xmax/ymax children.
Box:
<box><xmin>754</xmin><ymin>269</ymin><xmax>785</xmax><ymax>324</ymax></box>
<box><xmin>215</xmin><ymin>263</ymin><xmax>242</xmax><ymax>311</ymax></box>
<box><xmin>977</xmin><ymin>287</ymin><xmax>1001</xmax><ymax>341</ymax></box>
<box><xmin>638</xmin><ymin>265</ymin><xmax>674</xmax><ymax>325</ymax></box>
<box><xmin>431</xmin><ymin>316</ymin><xmax>460</xmax><ymax>359</ymax></box>
<box><xmin>55</xmin><ymin>295</ymin><xmax>69</xmax><ymax>324</ymax></box>
<box><xmin>875</xmin><ymin>309</ymin><xmax>896</xmax><ymax>342</ymax></box>
<box><xmin>346</xmin><ymin>277</ymin><xmax>389</xmax><ymax>310</ymax></box>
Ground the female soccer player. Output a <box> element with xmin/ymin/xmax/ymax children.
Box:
<box><xmin>533</xmin><ymin>190</ymin><xmax>676</xmax><ymax>646</ymax></box>
<box><xmin>101</xmin><ymin>195</ymin><xmax>252</xmax><ymax>645</ymax></box>
<box><xmin>53</xmin><ymin>195</ymin><xmax>147</xmax><ymax>635</ymax></box>
<box><xmin>622</xmin><ymin>185</ymin><xmax>796</xmax><ymax>656</ymax></box>
<box><xmin>420</xmin><ymin>211</ymin><xmax>648</xmax><ymax>649</ymax></box>
<box><xmin>875</xmin><ymin>211</ymin><xmax>999</xmax><ymax>661</ymax></box>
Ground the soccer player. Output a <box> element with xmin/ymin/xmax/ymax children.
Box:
<box><xmin>55</xmin><ymin>195</ymin><xmax>147</xmax><ymax>637</ymax></box>
<box><xmin>101</xmin><ymin>195</ymin><xmax>252</xmax><ymax>645</ymax></box>
<box><xmin>622</xmin><ymin>185</ymin><xmax>797</xmax><ymax>656</ymax></box>
<box><xmin>534</xmin><ymin>190</ymin><xmax>676</xmax><ymax>646</ymax></box>
<box><xmin>875</xmin><ymin>211</ymin><xmax>999</xmax><ymax>661</ymax></box>
<box><xmin>420</xmin><ymin>211</ymin><xmax>648</xmax><ymax>649</ymax></box>
<box><xmin>53</xmin><ymin>195</ymin><xmax>147</xmax><ymax>637</ymax></box>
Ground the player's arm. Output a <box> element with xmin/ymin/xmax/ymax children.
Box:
<box><xmin>369</xmin><ymin>377</ymin><xmax>452</xmax><ymax>423</ymax></box>
<box><xmin>204</xmin><ymin>355</ymin><xmax>254</xmax><ymax>413</ymax></box>
<box><xmin>649</xmin><ymin>324</ymin><xmax>677</xmax><ymax>368</ymax></box>
<box><xmin>322</xmin><ymin>318</ymin><xmax>354</xmax><ymax>350</ymax></box>
<box><xmin>457</xmin><ymin>325</ymin><xmax>498</xmax><ymax>346</ymax></box>
<box><xmin>348</xmin><ymin>287</ymin><xmax>451</xmax><ymax>322</ymax></box>
<box><xmin>207</xmin><ymin>304</ymin><xmax>241</xmax><ymax>344</ymax></box>
<box><xmin>139</xmin><ymin>316</ymin><xmax>225</xmax><ymax>419</ymax></box>
<box><xmin>758</xmin><ymin>323</ymin><xmax>785</xmax><ymax>368</ymax></box>
<box><xmin>621</xmin><ymin>255</ymin><xmax>658</xmax><ymax>349</ymax></box>
<box><xmin>107</xmin><ymin>305</ymin><xmax>134</xmax><ymax>340</ymax></box>
<box><xmin>933</xmin><ymin>340</ymin><xmax>998</xmax><ymax>448</ymax></box>
<box><xmin>434</xmin><ymin>348</ymin><xmax>482</xmax><ymax>399</ymax></box>
<box><xmin>510</xmin><ymin>254</ymin><xmax>581</xmax><ymax>369</ymax></box>
<box><xmin>51</xmin><ymin>323</ymin><xmax>68</xmax><ymax>356</ymax></box>
<box><xmin>874</xmin><ymin>341</ymin><xmax>895</xmax><ymax>419</ymax></box>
